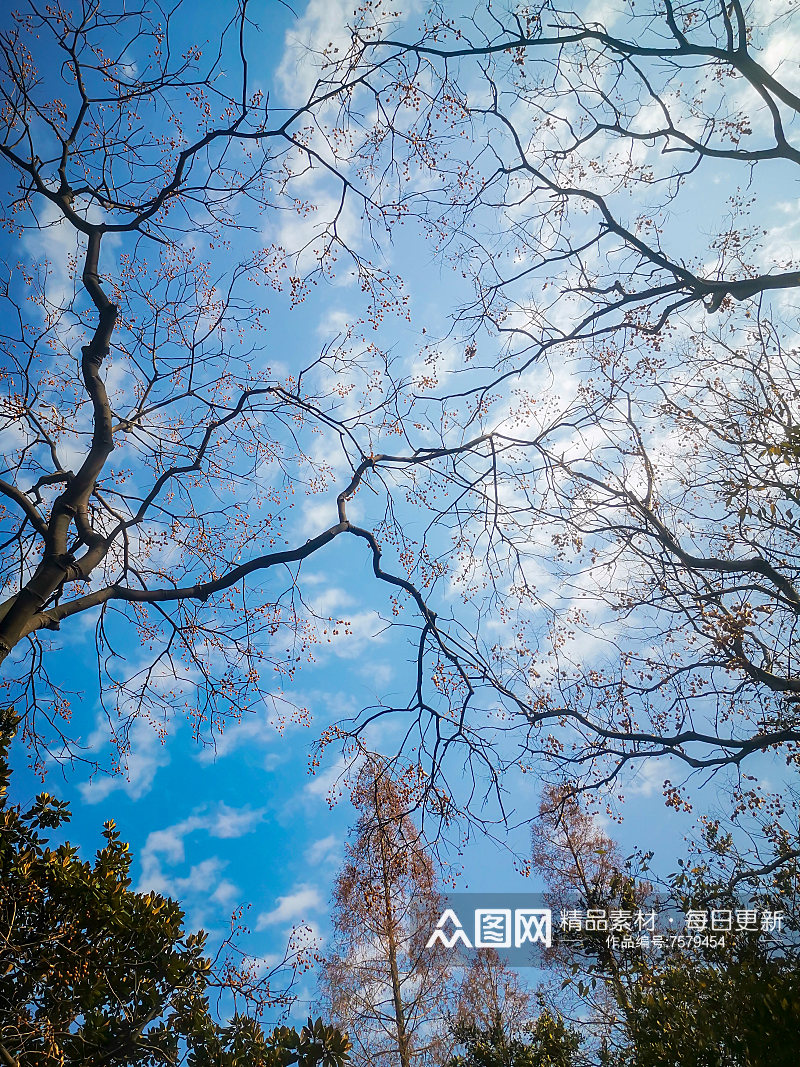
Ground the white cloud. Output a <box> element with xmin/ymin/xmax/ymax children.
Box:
<box><xmin>304</xmin><ymin>833</ymin><xmax>341</xmax><ymax>865</ymax></box>
<box><xmin>300</xmin><ymin>498</ymin><xmax>348</xmax><ymax>539</ymax></box>
<box><xmin>141</xmin><ymin>803</ymin><xmax>265</xmax><ymax>861</ymax></box>
<box><xmin>360</xmin><ymin>660</ymin><xmax>394</xmax><ymax>689</ymax></box>
<box><xmin>212</xmin><ymin>879</ymin><xmax>241</xmax><ymax>907</ymax></box>
<box><xmin>141</xmin><ymin>854</ymin><xmax>228</xmax><ymax>900</ymax></box>
<box><xmin>22</xmin><ymin>203</ymin><xmax>84</xmax><ymax>316</ymax></box>
<box><xmin>305</xmin><ymin>584</ymin><xmax>386</xmax><ymax>659</ymax></box>
<box><xmin>213</xmin><ymin>804</ymin><xmax>266</xmax><ymax>837</ymax></box>
<box><xmin>256</xmin><ymin>884</ymin><xmax>324</xmax><ymax>929</ymax></box>
<box><xmin>277</xmin><ymin>0</ymin><xmax>348</xmax><ymax>97</ymax></box>
<box><xmin>137</xmin><ymin>803</ymin><xmax>265</xmax><ymax>896</ymax></box>
<box><xmin>304</xmin><ymin>751</ymin><xmax>351</xmax><ymax>801</ymax></box>
<box><xmin>627</xmin><ymin>759</ymin><xmax>666</xmax><ymax>799</ymax></box>
<box><xmin>194</xmin><ymin>710</ymin><xmax>275</xmax><ymax>763</ymax></box>
<box><xmin>79</xmin><ymin>654</ymin><xmax>209</xmax><ymax>803</ymax></box>
<box><xmin>79</xmin><ymin>714</ymin><xmax>173</xmax><ymax>804</ymax></box>
<box><xmin>276</xmin><ymin>0</ymin><xmax>402</xmax><ymax>100</ymax></box>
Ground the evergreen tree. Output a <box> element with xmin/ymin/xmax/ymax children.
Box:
<box><xmin>0</xmin><ymin>715</ymin><xmax>349</xmax><ymax>1067</ymax></box>
<box><xmin>448</xmin><ymin>1010</ymin><xmax>584</xmax><ymax>1067</ymax></box>
<box><xmin>532</xmin><ymin>786</ymin><xmax>800</xmax><ymax>1066</ymax></box>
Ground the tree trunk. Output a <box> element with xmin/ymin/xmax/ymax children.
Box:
<box><xmin>377</xmin><ymin>790</ymin><xmax>412</xmax><ymax>1067</ymax></box>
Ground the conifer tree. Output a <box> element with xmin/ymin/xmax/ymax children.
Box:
<box><xmin>320</xmin><ymin>760</ymin><xmax>454</xmax><ymax>1067</ymax></box>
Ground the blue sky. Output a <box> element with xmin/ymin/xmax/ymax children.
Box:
<box><xmin>4</xmin><ymin>0</ymin><xmax>800</xmax><ymax>1023</ymax></box>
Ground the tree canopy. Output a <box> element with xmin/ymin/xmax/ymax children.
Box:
<box><xmin>0</xmin><ymin>719</ymin><xmax>350</xmax><ymax>1067</ymax></box>
<box><xmin>531</xmin><ymin>785</ymin><xmax>800</xmax><ymax>1066</ymax></box>
<box><xmin>3</xmin><ymin>2</ymin><xmax>800</xmax><ymax>1061</ymax></box>
<box><xmin>0</xmin><ymin>0</ymin><xmax>798</xmax><ymax>825</ymax></box>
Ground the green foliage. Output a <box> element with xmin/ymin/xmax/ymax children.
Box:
<box><xmin>449</xmin><ymin>1010</ymin><xmax>583</xmax><ymax>1067</ymax></box>
<box><xmin>622</xmin><ymin>944</ymin><xmax>800</xmax><ymax>1067</ymax></box>
<box><xmin>0</xmin><ymin>721</ymin><xmax>350</xmax><ymax>1067</ymax></box>
<box><xmin>614</xmin><ymin>826</ymin><xmax>800</xmax><ymax>1067</ymax></box>
<box><xmin>534</xmin><ymin>788</ymin><xmax>800</xmax><ymax>1067</ymax></box>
